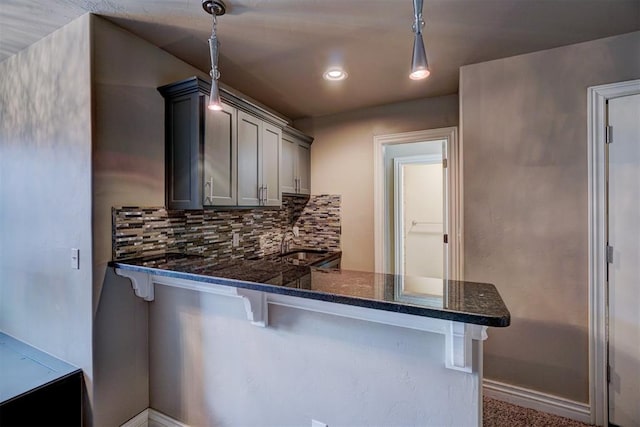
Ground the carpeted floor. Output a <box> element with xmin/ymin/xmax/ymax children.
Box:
<box><xmin>483</xmin><ymin>397</ymin><xmax>594</xmax><ymax>427</ymax></box>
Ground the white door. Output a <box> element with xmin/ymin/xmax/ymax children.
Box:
<box><xmin>608</xmin><ymin>93</ymin><xmax>640</xmax><ymax>427</ymax></box>
<box><xmin>393</xmin><ymin>154</ymin><xmax>447</xmax><ymax>279</ymax></box>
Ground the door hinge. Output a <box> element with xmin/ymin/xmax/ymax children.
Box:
<box><xmin>607</xmin><ymin>245</ymin><xmax>614</xmax><ymax>263</ymax></box>
<box><xmin>443</xmin><ymin>234</ymin><xmax>448</xmax><ymax>244</ymax></box>
<box><xmin>443</xmin><ymin>159</ymin><xmax>448</xmax><ymax>168</ymax></box>
<box><xmin>605</xmin><ymin>125</ymin><xmax>613</xmax><ymax>144</ymax></box>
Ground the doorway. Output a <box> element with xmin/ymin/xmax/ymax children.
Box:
<box><xmin>588</xmin><ymin>80</ymin><xmax>640</xmax><ymax>426</ymax></box>
<box><xmin>373</xmin><ymin>127</ymin><xmax>461</xmax><ymax>279</ymax></box>
<box><xmin>393</xmin><ymin>155</ymin><xmax>446</xmax><ymax>279</ymax></box>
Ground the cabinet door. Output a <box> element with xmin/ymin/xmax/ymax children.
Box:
<box><xmin>165</xmin><ymin>93</ymin><xmax>203</xmax><ymax>210</ymax></box>
<box><xmin>296</xmin><ymin>141</ymin><xmax>311</xmax><ymax>195</ymax></box>
<box><xmin>281</xmin><ymin>134</ymin><xmax>296</xmax><ymax>194</ymax></box>
<box><xmin>262</xmin><ymin>123</ymin><xmax>282</xmax><ymax>206</ymax></box>
<box><xmin>203</xmin><ymin>103</ymin><xmax>237</xmax><ymax>206</ymax></box>
<box><xmin>237</xmin><ymin>110</ymin><xmax>262</xmax><ymax>206</ymax></box>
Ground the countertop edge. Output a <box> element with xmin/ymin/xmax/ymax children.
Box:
<box><xmin>110</xmin><ymin>261</ymin><xmax>511</xmax><ymax>328</ymax></box>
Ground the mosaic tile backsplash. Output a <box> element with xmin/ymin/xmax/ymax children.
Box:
<box><xmin>112</xmin><ymin>195</ymin><xmax>341</xmax><ymax>262</ymax></box>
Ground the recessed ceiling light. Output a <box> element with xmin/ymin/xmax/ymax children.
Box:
<box><xmin>323</xmin><ymin>68</ymin><xmax>348</xmax><ymax>81</ymax></box>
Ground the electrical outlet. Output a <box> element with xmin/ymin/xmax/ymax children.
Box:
<box><xmin>232</xmin><ymin>232</ymin><xmax>240</xmax><ymax>247</ymax></box>
<box><xmin>311</xmin><ymin>420</ymin><xmax>328</xmax><ymax>427</ymax></box>
<box><xmin>292</xmin><ymin>226</ymin><xmax>299</xmax><ymax>237</ymax></box>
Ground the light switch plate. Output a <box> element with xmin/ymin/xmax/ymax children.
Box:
<box><xmin>232</xmin><ymin>232</ymin><xmax>240</xmax><ymax>247</ymax></box>
<box><xmin>292</xmin><ymin>226</ymin><xmax>299</xmax><ymax>237</ymax></box>
<box><xmin>70</xmin><ymin>248</ymin><xmax>79</xmax><ymax>270</ymax></box>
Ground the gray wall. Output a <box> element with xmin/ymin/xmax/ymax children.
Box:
<box><xmin>295</xmin><ymin>95</ymin><xmax>458</xmax><ymax>272</ymax></box>
<box><xmin>150</xmin><ymin>285</ymin><xmax>481</xmax><ymax>427</ymax></box>
<box><xmin>460</xmin><ymin>31</ymin><xmax>640</xmax><ymax>403</ymax></box>
<box><xmin>90</xmin><ymin>15</ymin><xmax>209</xmax><ymax>426</ymax></box>
<box><xmin>0</xmin><ymin>14</ymin><xmax>94</xmax><ymax>419</ymax></box>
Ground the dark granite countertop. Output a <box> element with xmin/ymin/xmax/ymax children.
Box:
<box><xmin>109</xmin><ymin>253</ymin><xmax>510</xmax><ymax>327</ymax></box>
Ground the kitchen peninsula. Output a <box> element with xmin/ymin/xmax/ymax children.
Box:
<box><xmin>110</xmin><ymin>73</ymin><xmax>510</xmax><ymax>426</ymax></box>
<box><xmin>111</xmin><ymin>249</ymin><xmax>509</xmax><ymax>425</ymax></box>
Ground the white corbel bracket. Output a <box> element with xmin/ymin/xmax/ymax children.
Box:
<box><xmin>115</xmin><ymin>270</ymin><xmax>267</xmax><ymax>326</ymax></box>
<box><xmin>115</xmin><ymin>269</ymin><xmax>154</xmax><ymax>301</ymax></box>
<box><xmin>237</xmin><ymin>288</ymin><xmax>268</xmax><ymax>327</ymax></box>
<box><xmin>114</xmin><ymin>269</ymin><xmax>489</xmax><ymax>372</ymax></box>
<box><xmin>445</xmin><ymin>322</ymin><xmax>488</xmax><ymax>373</ymax></box>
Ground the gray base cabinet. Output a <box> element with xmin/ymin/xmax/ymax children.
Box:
<box><xmin>159</xmin><ymin>77</ymin><xmax>296</xmax><ymax>209</ymax></box>
<box><xmin>282</xmin><ymin>126</ymin><xmax>313</xmax><ymax>196</ymax></box>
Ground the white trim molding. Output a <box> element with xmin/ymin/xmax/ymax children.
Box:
<box><xmin>483</xmin><ymin>379</ymin><xmax>591</xmax><ymax>424</ymax></box>
<box><xmin>115</xmin><ymin>269</ymin><xmax>487</xmax><ymax>372</ymax></box>
<box><xmin>121</xmin><ymin>409</ymin><xmax>150</xmax><ymax>427</ymax></box>
<box><xmin>121</xmin><ymin>409</ymin><xmax>190</xmax><ymax>427</ymax></box>
<box><xmin>587</xmin><ymin>79</ymin><xmax>640</xmax><ymax>426</ymax></box>
<box><xmin>373</xmin><ymin>127</ymin><xmax>462</xmax><ymax>279</ymax></box>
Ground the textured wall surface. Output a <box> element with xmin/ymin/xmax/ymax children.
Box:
<box><xmin>0</xmin><ymin>14</ymin><xmax>94</xmax><ymax>419</ymax></box>
<box><xmin>90</xmin><ymin>15</ymin><xmax>210</xmax><ymax>426</ymax></box>
<box><xmin>150</xmin><ymin>285</ymin><xmax>481</xmax><ymax>427</ymax></box>
<box><xmin>295</xmin><ymin>95</ymin><xmax>458</xmax><ymax>272</ymax></box>
<box><xmin>460</xmin><ymin>31</ymin><xmax>640</xmax><ymax>402</ymax></box>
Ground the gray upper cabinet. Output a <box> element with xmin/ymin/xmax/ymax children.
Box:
<box><xmin>237</xmin><ymin>111</ymin><xmax>262</xmax><ymax>206</ymax></box>
<box><xmin>161</xmin><ymin>90</ymin><xmax>204</xmax><ymax>210</ymax></box>
<box><xmin>296</xmin><ymin>140</ymin><xmax>311</xmax><ymax>195</ymax></box>
<box><xmin>281</xmin><ymin>135</ymin><xmax>297</xmax><ymax>194</ymax></box>
<box><xmin>237</xmin><ymin>111</ymin><xmax>282</xmax><ymax>207</ymax></box>
<box><xmin>204</xmin><ymin>103</ymin><xmax>237</xmax><ymax>206</ymax></box>
<box><xmin>281</xmin><ymin>126</ymin><xmax>313</xmax><ymax>196</ymax></box>
<box><xmin>262</xmin><ymin>123</ymin><xmax>282</xmax><ymax>206</ymax></box>
<box><xmin>159</xmin><ymin>77</ymin><xmax>290</xmax><ymax>209</ymax></box>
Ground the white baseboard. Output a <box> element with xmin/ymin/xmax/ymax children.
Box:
<box><xmin>483</xmin><ymin>379</ymin><xmax>592</xmax><ymax>424</ymax></box>
<box><xmin>123</xmin><ymin>383</ymin><xmax>591</xmax><ymax>427</ymax></box>
<box><xmin>121</xmin><ymin>409</ymin><xmax>150</xmax><ymax>427</ymax></box>
<box><xmin>121</xmin><ymin>408</ymin><xmax>189</xmax><ymax>427</ymax></box>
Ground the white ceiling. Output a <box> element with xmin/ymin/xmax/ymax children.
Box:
<box><xmin>1</xmin><ymin>0</ymin><xmax>639</xmax><ymax>119</ymax></box>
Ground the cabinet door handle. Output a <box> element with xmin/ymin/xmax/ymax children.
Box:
<box><xmin>204</xmin><ymin>177</ymin><xmax>214</xmax><ymax>204</ymax></box>
<box><xmin>296</xmin><ymin>177</ymin><xmax>300</xmax><ymax>193</ymax></box>
<box><xmin>294</xmin><ymin>177</ymin><xmax>298</xmax><ymax>193</ymax></box>
<box><xmin>265</xmin><ymin>185</ymin><xmax>268</xmax><ymax>204</ymax></box>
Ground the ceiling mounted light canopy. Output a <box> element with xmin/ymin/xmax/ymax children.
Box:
<box><xmin>323</xmin><ymin>68</ymin><xmax>348</xmax><ymax>81</ymax></box>
<box><xmin>410</xmin><ymin>0</ymin><xmax>430</xmax><ymax>80</ymax></box>
<box><xmin>203</xmin><ymin>0</ymin><xmax>226</xmax><ymax>111</ymax></box>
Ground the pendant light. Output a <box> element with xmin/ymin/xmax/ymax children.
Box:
<box><xmin>410</xmin><ymin>0</ymin><xmax>430</xmax><ymax>80</ymax></box>
<box><xmin>202</xmin><ymin>0</ymin><xmax>226</xmax><ymax>111</ymax></box>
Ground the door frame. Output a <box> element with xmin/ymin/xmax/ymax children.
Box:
<box><xmin>393</xmin><ymin>154</ymin><xmax>446</xmax><ymax>278</ymax></box>
<box><xmin>587</xmin><ymin>79</ymin><xmax>640</xmax><ymax>426</ymax></box>
<box><xmin>373</xmin><ymin>127</ymin><xmax>461</xmax><ymax>279</ymax></box>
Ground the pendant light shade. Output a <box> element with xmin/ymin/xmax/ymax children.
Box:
<box><xmin>203</xmin><ymin>0</ymin><xmax>226</xmax><ymax>111</ymax></box>
<box><xmin>208</xmin><ymin>75</ymin><xmax>223</xmax><ymax>111</ymax></box>
<box><xmin>410</xmin><ymin>0</ymin><xmax>430</xmax><ymax>80</ymax></box>
<box><xmin>410</xmin><ymin>33</ymin><xmax>430</xmax><ymax>80</ymax></box>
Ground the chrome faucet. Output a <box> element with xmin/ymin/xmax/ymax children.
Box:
<box><xmin>281</xmin><ymin>230</ymin><xmax>296</xmax><ymax>254</ymax></box>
